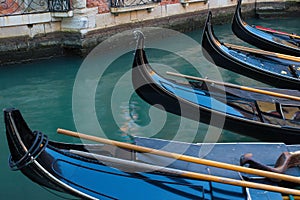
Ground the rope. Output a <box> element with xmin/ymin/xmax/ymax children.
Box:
<box><xmin>8</xmin><ymin>131</ymin><xmax>48</xmax><ymax>171</ymax></box>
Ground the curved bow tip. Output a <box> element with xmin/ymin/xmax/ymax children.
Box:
<box><xmin>133</xmin><ymin>30</ymin><xmax>145</xmax><ymax>50</ymax></box>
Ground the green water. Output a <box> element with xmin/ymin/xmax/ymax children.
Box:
<box><xmin>0</xmin><ymin>16</ymin><xmax>299</xmax><ymax>199</ymax></box>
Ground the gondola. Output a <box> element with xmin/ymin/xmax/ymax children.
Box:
<box><xmin>5</xmin><ymin>108</ymin><xmax>300</xmax><ymax>199</ymax></box>
<box><xmin>202</xmin><ymin>11</ymin><xmax>300</xmax><ymax>90</ymax></box>
<box><xmin>132</xmin><ymin>30</ymin><xmax>300</xmax><ymax>144</ymax></box>
<box><xmin>254</xmin><ymin>25</ymin><xmax>300</xmax><ymax>45</ymax></box>
<box><xmin>4</xmin><ymin>108</ymin><xmax>243</xmax><ymax>199</ymax></box>
<box><xmin>232</xmin><ymin>0</ymin><xmax>300</xmax><ymax>57</ymax></box>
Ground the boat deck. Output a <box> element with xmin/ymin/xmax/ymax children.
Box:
<box><xmin>135</xmin><ymin>137</ymin><xmax>300</xmax><ymax>200</ymax></box>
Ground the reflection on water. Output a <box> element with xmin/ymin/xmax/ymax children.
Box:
<box><xmin>129</xmin><ymin>93</ymin><xmax>151</xmax><ymax>127</ymax></box>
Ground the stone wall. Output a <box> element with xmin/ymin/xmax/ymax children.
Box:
<box><xmin>0</xmin><ymin>0</ymin><xmax>299</xmax><ymax>65</ymax></box>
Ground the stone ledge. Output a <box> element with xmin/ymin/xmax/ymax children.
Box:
<box><xmin>51</xmin><ymin>11</ymin><xmax>74</xmax><ymax>18</ymax></box>
<box><xmin>110</xmin><ymin>3</ymin><xmax>158</xmax><ymax>15</ymax></box>
<box><xmin>180</xmin><ymin>0</ymin><xmax>207</xmax><ymax>7</ymax></box>
<box><xmin>0</xmin><ymin>13</ymin><xmax>60</xmax><ymax>27</ymax></box>
<box><xmin>254</xmin><ymin>0</ymin><xmax>300</xmax><ymax>17</ymax></box>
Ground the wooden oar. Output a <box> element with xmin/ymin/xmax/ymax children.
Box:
<box><xmin>166</xmin><ymin>71</ymin><xmax>300</xmax><ymax>101</ymax></box>
<box><xmin>57</xmin><ymin>128</ymin><xmax>300</xmax><ymax>184</ymax></box>
<box><xmin>283</xmin><ymin>195</ymin><xmax>300</xmax><ymax>200</ymax></box>
<box><xmin>69</xmin><ymin>149</ymin><xmax>300</xmax><ymax>196</ymax></box>
<box><xmin>224</xmin><ymin>42</ymin><xmax>300</xmax><ymax>62</ymax></box>
<box><xmin>255</xmin><ymin>26</ymin><xmax>300</xmax><ymax>40</ymax></box>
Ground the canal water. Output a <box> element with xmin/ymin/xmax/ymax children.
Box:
<box><xmin>0</xmin><ymin>16</ymin><xmax>299</xmax><ymax>199</ymax></box>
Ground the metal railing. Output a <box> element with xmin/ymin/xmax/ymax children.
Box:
<box><xmin>110</xmin><ymin>0</ymin><xmax>160</xmax><ymax>8</ymax></box>
<box><xmin>0</xmin><ymin>0</ymin><xmax>71</xmax><ymax>16</ymax></box>
<box><xmin>49</xmin><ymin>0</ymin><xmax>71</xmax><ymax>12</ymax></box>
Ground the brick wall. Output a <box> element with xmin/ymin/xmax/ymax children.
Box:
<box><xmin>160</xmin><ymin>0</ymin><xmax>180</xmax><ymax>5</ymax></box>
<box><xmin>87</xmin><ymin>0</ymin><xmax>110</xmax><ymax>13</ymax></box>
<box><xmin>0</xmin><ymin>0</ymin><xmax>21</xmax><ymax>15</ymax></box>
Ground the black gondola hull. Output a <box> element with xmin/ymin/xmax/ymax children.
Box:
<box><xmin>202</xmin><ymin>11</ymin><xmax>300</xmax><ymax>90</ymax></box>
<box><xmin>4</xmin><ymin>108</ymin><xmax>94</xmax><ymax>198</ymax></box>
<box><xmin>232</xmin><ymin>0</ymin><xmax>300</xmax><ymax>57</ymax></box>
<box><xmin>132</xmin><ymin>31</ymin><xmax>300</xmax><ymax>144</ymax></box>
<box><xmin>134</xmin><ymin>74</ymin><xmax>300</xmax><ymax>144</ymax></box>
<box><xmin>5</xmin><ymin>108</ymin><xmax>254</xmax><ymax>200</ymax></box>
